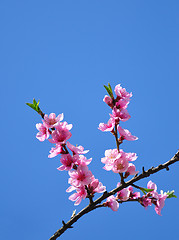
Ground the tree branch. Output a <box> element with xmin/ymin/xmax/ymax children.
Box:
<box><xmin>49</xmin><ymin>150</ymin><xmax>179</xmax><ymax>240</ymax></box>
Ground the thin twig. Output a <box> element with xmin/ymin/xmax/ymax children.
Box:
<box><xmin>114</xmin><ymin>124</ymin><xmax>120</xmax><ymax>151</ymax></box>
<box><xmin>131</xmin><ymin>183</ymin><xmax>141</xmax><ymax>190</ymax></box>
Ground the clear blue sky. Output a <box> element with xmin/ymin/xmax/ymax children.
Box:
<box><xmin>0</xmin><ymin>1</ymin><xmax>179</xmax><ymax>239</ymax></box>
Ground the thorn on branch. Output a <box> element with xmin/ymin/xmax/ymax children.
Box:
<box><xmin>142</xmin><ymin>166</ymin><xmax>145</xmax><ymax>173</ymax></box>
<box><xmin>102</xmin><ymin>191</ymin><xmax>108</xmax><ymax>197</ymax></box>
<box><xmin>62</xmin><ymin>220</ymin><xmax>73</xmax><ymax>229</ymax></box>
<box><xmin>166</xmin><ymin>166</ymin><xmax>169</xmax><ymax>171</ymax></box>
<box><xmin>134</xmin><ymin>173</ymin><xmax>138</xmax><ymax>178</ymax></box>
<box><xmin>62</xmin><ymin>220</ymin><xmax>66</xmax><ymax>227</ymax></box>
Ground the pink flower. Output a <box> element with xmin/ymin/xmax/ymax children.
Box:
<box><xmin>154</xmin><ymin>191</ymin><xmax>167</xmax><ymax>216</ymax></box>
<box><xmin>73</xmin><ymin>154</ymin><xmax>92</xmax><ymax>166</ymax></box>
<box><xmin>88</xmin><ymin>178</ymin><xmax>106</xmax><ymax>194</ymax></box>
<box><xmin>146</xmin><ymin>181</ymin><xmax>167</xmax><ymax>215</ymax></box>
<box><xmin>98</xmin><ymin>117</ymin><xmax>115</xmax><ymax>132</ymax></box>
<box><xmin>68</xmin><ymin>165</ymin><xmax>93</xmax><ymax>188</ymax></box>
<box><xmin>147</xmin><ymin>180</ymin><xmax>157</xmax><ymax>192</ymax></box>
<box><xmin>147</xmin><ymin>180</ymin><xmax>158</xmax><ymax>199</ymax></box>
<box><xmin>67</xmin><ymin>186</ymin><xmax>87</xmax><ymax>205</ymax></box>
<box><xmin>49</xmin><ymin>122</ymin><xmax>72</xmax><ymax>144</ymax></box>
<box><xmin>112</xmin><ymin>157</ymin><xmax>129</xmax><ymax>173</ymax></box>
<box><xmin>104</xmin><ymin>196</ymin><xmax>119</xmax><ymax>211</ymax></box>
<box><xmin>109</xmin><ymin>150</ymin><xmax>137</xmax><ymax>173</ymax></box>
<box><xmin>66</xmin><ymin>176</ymin><xmax>106</xmax><ymax>205</ymax></box>
<box><xmin>125</xmin><ymin>163</ymin><xmax>139</xmax><ymax>177</ymax></box>
<box><xmin>44</xmin><ymin>113</ymin><xmax>64</xmax><ymax>128</ymax></box>
<box><xmin>36</xmin><ymin>121</ymin><xmax>50</xmax><ymax>142</ymax></box>
<box><xmin>103</xmin><ymin>95</ymin><xmax>114</xmax><ymax>108</ymax></box>
<box><xmin>67</xmin><ymin>142</ymin><xmax>89</xmax><ymax>155</ymax></box>
<box><xmin>112</xmin><ymin>107</ymin><xmax>131</xmax><ymax>122</ymax></box>
<box><xmin>115</xmin><ymin>99</ymin><xmax>129</xmax><ymax>109</ymax></box>
<box><xmin>57</xmin><ymin>154</ymin><xmax>75</xmax><ymax>171</ymax></box>
<box><xmin>128</xmin><ymin>186</ymin><xmax>140</xmax><ymax>199</ymax></box>
<box><xmin>101</xmin><ymin>149</ymin><xmax>121</xmax><ymax>171</ymax></box>
<box><xmin>114</xmin><ymin>84</ymin><xmax>132</xmax><ymax>100</ymax></box>
<box><xmin>116</xmin><ymin>183</ymin><xmax>130</xmax><ymax>201</ymax></box>
<box><xmin>125</xmin><ymin>152</ymin><xmax>138</xmax><ymax>162</ymax></box>
<box><xmin>139</xmin><ymin>181</ymin><xmax>168</xmax><ymax>215</ymax></box>
<box><xmin>117</xmin><ymin>126</ymin><xmax>138</xmax><ymax>141</ymax></box>
<box><xmin>48</xmin><ymin>144</ymin><xmax>64</xmax><ymax>158</ymax></box>
<box><xmin>101</xmin><ymin>149</ymin><xmax>137</xmax><ymax>173</ymax></box>
<box><xmin>139</xmin><ymin>196</ymin><xmax>152</xmax><ymax>208</ymax></box>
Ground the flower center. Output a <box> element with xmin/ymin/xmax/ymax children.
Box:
<box><xmin>117</xmin><ymin>163</ymin><xmax>124</xmax><ymax>170</ymax></box>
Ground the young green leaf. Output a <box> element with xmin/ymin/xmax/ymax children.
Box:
<box><xmin>108</xmin><ymin>83</ymin><xmax>112</xmax><ymax>92</ymax></box>
<box><xmin>33</xmin><ymin>98</ymin><xmax>36</xmax><ymax>105</ymax></box>
<box><xmin>166</xmin><ymin>190</ymin><xmax>177</xmax><ymax>199</ymax></box>
<box><xmin>104</xmin><ymin>83</ymin><xmax>114</xmax><ymax>98</ymax></box>
<box><xmin>26</xmin><ymin>98</ymin><xmax>41</xmax><ymax>113</ymax></box>
<box><xmin>140</xmin><ymin>187</ymin><xmax>154</xmax><ymax>195</ymax></box>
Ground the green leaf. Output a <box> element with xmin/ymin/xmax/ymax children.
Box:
<box><xmin>26</xmin><ymin>102</ymin><xmax>34</xmax><ymax>108</ymax></box>
<box><xmin>26</xmin><ymin>98</ymin><xmax>41</xmax><ymax>113</ymax></box>
<box><xmin>104</xmin><ymin>85</ymin><xmax>109</xmax><ymax>93</ymax></box>
<box><xmin>140</xmin><ymin>187</ymin><xmax>154</xmax><ymax>195</ymax></box>
<box><xmin>166</xmin><ymin>190</ymin><xmax>177</xmax><ymax>199</ymax></box>
<box><xmin>104</xmin><ymin>83</ymin><xmax>113</xmax><ymax>98</ymax></box>
<box><xmin>108</xmin><ymin>83</ymin><xmax>112</xmax><ymax>92</ymax></box>
<box><xmin>26</xmin><ymin>102</ymin><xmax>36</xmax><ymax>111</ymax></box>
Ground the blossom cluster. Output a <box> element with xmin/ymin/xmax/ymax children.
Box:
<box><xmin>99</xmin><ymin>84</ymin><xmax>138</xmax><ymax>178</ymax></box>
<box><xmin>99</xmin><ymin>84</ymin><xmax>168</xmax><ymax>215</ymax></box>
<box><xmin>104</xmin><ymin>181</ymin><xmax>167</xmax><ymax>215</ymax></box>
<box><xmin>33</xmin><ymin>83</ymin><xmax>172</xmax><ymax>216</ymax></box>
<box><xmin>36</xmin><ymin>113</ymin><xmax>106</xmax><ymax>205</ymax></box>
<box><xmin>139</xmin><ymin>181</ymin><xmax>168</xmax><ymax>215</ymax></box>
<box><xmin>104</xmin><ymin>184</ymin><xmax>140</xmax><ymax>211</ymax></box>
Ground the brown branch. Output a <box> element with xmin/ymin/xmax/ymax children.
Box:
<box><xmin>131</xmin><ymin>183</ymin><xmax>141</xmax><ymax>190</ymax></box>
<box><xmin>38</xmin><ymin>109</ymin><xmax>45</xmax><ymax>119</ymax></box>
<box><xmin>118</xmin><ymin>198</ymin><xmax>139</xmax><ymax>204</ymax></box>
<box><xmin>49</xmin><ymin>150</ymin><xmax>179</xmax><ymax>240</ymax></box>
<box><xmin>85</xmin><ymin>185</ymin><xmax>94</xmax><ymax>205</ymax></box>
<box><xmin>114</xmin><ymin>124</ymin><xmax>120</xmax><ymax>151</ymax></box>
<box><xmin>113</xmin><ymin>124</ymin><xmax>125</xmax><ymax>184</ymax></box>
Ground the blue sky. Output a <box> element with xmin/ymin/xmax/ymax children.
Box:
<box><xmin>0</xmin><ymin>1</ymin><xmax>179</xmax><ymax>239</ymax></box>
